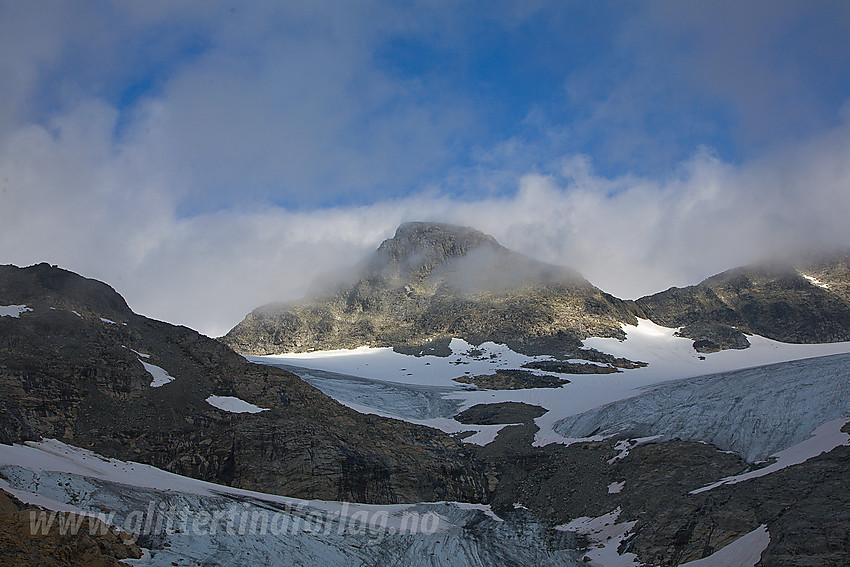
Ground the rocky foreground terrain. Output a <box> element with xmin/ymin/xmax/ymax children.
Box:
<box><xmin>0</xmin><ymin>489</ymin><xmax>141</xmax><ymax>566</ymax></box>
<box><xmin>0</xmin><ymin>263</ymin><xmax>485</xmax><ymax>505</ymax></box>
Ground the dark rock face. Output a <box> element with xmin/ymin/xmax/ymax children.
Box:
<box><xmin>521</xmin><ymin>360</ymin><xmax>622</xmax><ymax>374</ymax></box>
<box><xmin>222</xmin><ymin>222</ymin><xmax>639</xmax><ymax>356</ymax></box>
<box><xmin>0</xmin><ymin>262</ymin><xmax>132</xmax><ymax>320</ymax></box>
<box><xmin>637</xmin><ymin>255</ymin><xmax>850</xmax><ymax>350</ymax></box>
<box><xmin>0</xmin><ymin>264</ymin><xmax>485</xmax><ymax>505</ymax></box>
<box><xmin>453</xmin><ymin>369</ymin><xmax>570</xmax><ymax>389</ymax></box>
<box><xmin>454</xmin><ymin>402</ymin><xmax>547</xmax><ymax>425</ymax></box>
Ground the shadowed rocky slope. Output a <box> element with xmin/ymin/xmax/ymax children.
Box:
<box><xmin>0</xmin><ymin>263</ymin><xmax>485</xmax><ymax>505</ymax></box>
<box><xmin>222</xmin><ymin>222</ymin><xmax>640</xmax><ymax>356</ymax></box>
<box><xmin>637</xmin><ymin>253</ymin><xmax>850</xmax><ymax>352</ymax></box>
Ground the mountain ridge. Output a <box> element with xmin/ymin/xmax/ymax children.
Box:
<box><xmin>223</xmin><ymin>221</ymin><xmax>850</xmax><ymax>356</ymax></box>
<box><xmin>222</xmin><ymin>222</ymin><xmax>640</xmax><ymax>356</ymax></box>
<box><xmin>637</xmin><ymin>255</ymin><xmax>850</xmax><ymax>352</ymax></box>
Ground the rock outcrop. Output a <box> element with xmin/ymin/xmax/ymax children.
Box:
<box><xmin>476</xmin><ymin>411</ymin><xmax>850</xmax><ymax>567</ymax></box>
<box><xmin>0</xmin><ymin>489</ymin><xmax>141</xmax><ymax>567</ymax></box>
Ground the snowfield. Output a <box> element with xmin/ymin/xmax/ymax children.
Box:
<box><xmin>252</xmin><ymin>319</ymin><xmax>850</xmax><ymax>453</ymax></box>
<box><xmin>0</xmin><ymin>304</ymin><xmax>32</xmax><ymax>317</ymax></box>
<box><xmin>206</xmin><ymin>395</ymin><xmax>269</xmax><ymax>414</ymax></box>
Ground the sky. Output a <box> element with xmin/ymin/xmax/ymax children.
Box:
<box><xmin>2</xmin><ymin>0</ymin><xmax>850</xmax><ymax>337</ymax></box>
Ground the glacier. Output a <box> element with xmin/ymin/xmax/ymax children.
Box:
<box><xmin>553</xmin><ymin>353</ymin><xmax>850</xmax><ymax>462</ymax></box>
<box><xmin>262</xmin><ymin>363</ymin><xmax>465</xmax><ymax>421</ymax></box>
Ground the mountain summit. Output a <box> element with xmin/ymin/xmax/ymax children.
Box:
<box><xmin>222</xmin><ymin>222</ymin><xmax>638</xmax><ymax>356</ymax></box>
<box><xmin>360</xmin><ymin>221</ymin><xmax>580</xmax><ymax>293</ymax></box>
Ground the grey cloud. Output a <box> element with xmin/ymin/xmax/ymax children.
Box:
<box><xmin>562</xmin><ymin>0</ymin><xmax>850</xmax><ymax>173</ymax></box>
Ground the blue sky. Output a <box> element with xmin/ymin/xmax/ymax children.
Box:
<box><xmin>2</xmin><ymin>1</ymin><xmax>850</xmax><ymax>335</ymax></box>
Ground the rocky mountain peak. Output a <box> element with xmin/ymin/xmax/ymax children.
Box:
<box><xmin>371</xmin><ymin>222</ymin><xmax>502</xmax><ymax>278</ymax></box>
<box><xmin>636</xmin><ymin>253</ymin><xmax>850</xmax><ymax>352</ymax></box>
<box><xmin>223</xmin><ymin>221</ymin><xmax>638</xmax><ymax>355</ymax></box>
<box><xmin>364</xmin><ymin>221</ymin><xmax>579</xmax><ymax>292</ymax></box>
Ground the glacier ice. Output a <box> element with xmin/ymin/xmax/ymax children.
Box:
<box><xmin>554</xmin><ymin>353</ymin><xmax>850</xmax><ymax>462</ymax></box>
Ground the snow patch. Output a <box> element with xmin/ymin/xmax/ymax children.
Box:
<box><xmin>607</xmin><ymin>436</ymin><xmax>662</xmax><ymax>464</ymax></box>
<box><xmin>140</xmin><ymin>360</ymin><xmax>174</xmax><ymax>387</ymax></box>
<box><xmin>0</xmin><ymin>304</ymin><xmax>32</xmax><ymax>318</ymax></box>
<box><xmin>205</xmin><ymin>395</ymin><xmax>269</xmax><ymax>414</ymax></box>
<box><xmin>461</xmin><ymin>424</ymin><xmax>513</xmax><ymax>446</ymax></box>
<box><xmin>556</xmin><ymin>507</ymin><xmax>640</xmax><ymax>566</ymax></box>
<box><xmin>799</xmin><ymin>272</ymin><xmax>830</xmax><ymax>289</ymax></box>
<box><xmin>100</xmin><ymin>317</ymin><xmax>117</xmax><ymax>324</ymax></box>
<box><xmin>607</xmin><ymin>481</ymin><xmax>625</xmax><ymax>494</ymax></box>
<box><xmin>678</xmin><ymin>525</ymin><xmax>769</xmax><ymax>567</ymax></box>
<box><xmin>692</xmin><ymin>418</ymin><xmax>850</xmax><ymax>494</ymax></box>
<box><xmin>448</xmin><ymin>501</ymin><xmax>505</xmax><ymax>522</ymax></box>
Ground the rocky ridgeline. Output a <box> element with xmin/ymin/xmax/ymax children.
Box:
<box><xmin>637</xmin><ymin>255</ymin><xmax>850</xmax><ymax>352</ymax></box>
<box><xmin>0</xmin><ymin>263</ymin><xmax>485</xmax><ymax>505</ymax></box>
<box><xmin>223</xmin><ymin>222</ymin><xmax>850</xmax><ymax>356</ymax></box>
<box><xmin>222</xmin><ymin>222</ymin><xmax>640</xmax><ymax>356</ymax></box>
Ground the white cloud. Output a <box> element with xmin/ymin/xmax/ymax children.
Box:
<box><xmin>2</xmin><ymin>94</ymin><xmax>849</xmax><ymax>336</ymax></box>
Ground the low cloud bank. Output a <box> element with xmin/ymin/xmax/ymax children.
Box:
<box><xmin>2</xmin><ymin>100</ymin><xmax>849</xmax><ymax>337</ymax></box>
